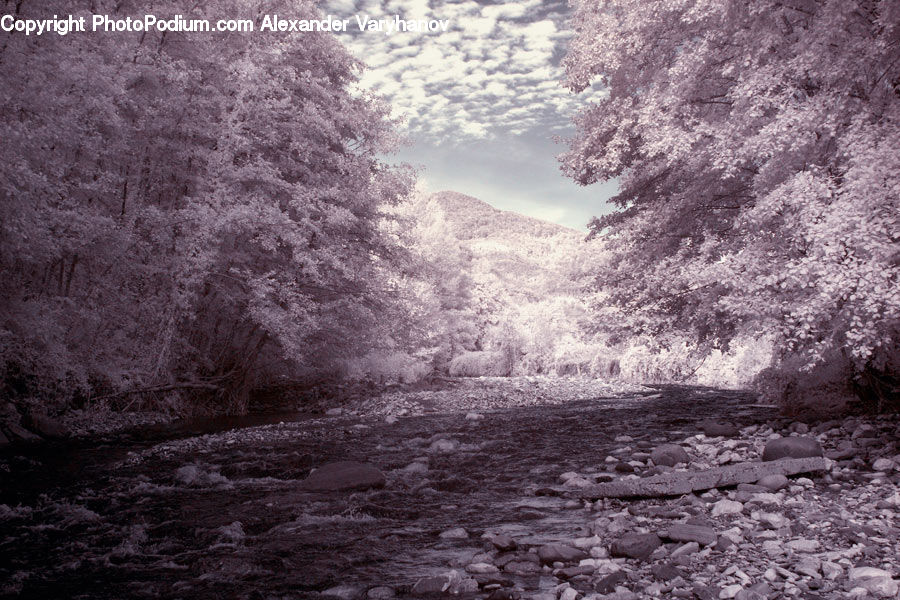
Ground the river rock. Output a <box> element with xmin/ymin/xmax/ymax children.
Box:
<box><xmin>466</xmin><ymin>563</ymin><xmax>498</xmax><ymax>574</ymax></box>
<box><xmin>700</xmin><ymin>420</ymin><xmax>739</xmax><ymax>437</ymax></box>
<box><xmin>24</xmin><ymin>412</ymin><xmax>69</xmax><ymax>439</ymax></box>
<box><xmin>756</xmin><ymin>474</ymin><xmax>788</xmax><ymax>491</ymax></box>
<box><xmin>711</xmin><ymin>499</ymin><xmax>744</xmax><ymax>517</ymax></box>
<box><xmin>848</xmin><ymin>567</ymin><xmax>899</xmax><ymax>597</ymax></box>
<box><xmin>412</xmin><ymin>576</ymin><xmax>448</xmax><ymax>595</ymax></box>
<box><xmin>651</xmin><ymin>444</ymin><xmax>690</xmax><ymax>467</ymax></box>
<box><xmin>594</xmin><ymin>570</ymin><xmax>627</xmax><ymax>593</ymax></box>
<box><xmin>299</xmin><ymin>461</ymin><xmax>386</xmax><ymax>492</ymax></box>
<box><xmin>761</xmin><ymin>437</ymin><xmax>823</xmax><ymax>461</ymax></box>
<box><xmin>651</xmin><ymin>562</ymin><xmax>682</xmax><ymax>581</ymax></box>
<box><xmin>537</xmin><ymin>543</ymin><xmax>587</xmax><ymax>564</ymax></box>
<box><xmin>578</xmin><ymin>457</ymin><xmax>826</xmax><ymax>499</ymax></box>
<box><xmin>367</xmin><ymin>587</ymin><xmax>395</xmax><ymax>599</ymax></box>
<box><xmin>610</xmin><ymin>533</ymin><xmax>662</xmax><ymax>560</ymax></box>
<box><xmin>502</xmin><ymin>560</ymin><xmax>541</xmax><ymax>575</ymax></box>
<box><xmin>488</xmin><ymin>533</ymin><xmax>517</xmax><ymax>552</ymax></box>
<box><xmin>439</xmin><ymin>527</ymin><xmax>469</xmax><ymax>540</ymax></box>
<box><xmin>670</xmin><ymin>541</ymin><xmax>700</xmax><ymax>558</ymax></box>
<box><xmin>872</xmin><ymin>457</ymin><xmax>896</xmax><ymax>471</ymax></box>
<box><xmin>323</xmin><ymin>585</ymin><xmax>363</xmax><ymax>600</ymax></box>
<box><xmin>665</xmin><ymin>524</ymin><xmax>717</xmax><ymax>546</ymax></box>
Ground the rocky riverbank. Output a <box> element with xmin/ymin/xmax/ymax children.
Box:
<box><xmin>0</xmin><ymin>382</ymin><xmax>897</xmax><ymax>600</ymax></box>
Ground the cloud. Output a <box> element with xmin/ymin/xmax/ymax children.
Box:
<box><xmin>327</xmin><ymin>0</ymin><xmax>604</xmax><ymax>144</ymax></box>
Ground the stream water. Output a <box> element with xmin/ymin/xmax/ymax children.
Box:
<box><xmin>0</xmin><ymin>386</ymin><xmax>778</xmax><ymax>599</ymax></box>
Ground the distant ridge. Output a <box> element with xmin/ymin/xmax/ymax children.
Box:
<box><xmin>430</xmin><ymin>191</ymin><xmax>578</xmax><ymax>241</ymax></box>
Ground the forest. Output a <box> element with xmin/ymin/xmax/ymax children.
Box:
<box><xmin>1</xmin><ymin>0</ymin><xmax>898</xmax><ymax>444</ymax></box>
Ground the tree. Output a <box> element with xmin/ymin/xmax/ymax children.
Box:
<box><xmin>0</xmin><ymin>0</ymin><xmax>413</xmax><ymax>413</ymax></box>
<box><xmin>562</xmin><ymin>0</ymin><xmax>900</xmax><ymax>409</ymax></box>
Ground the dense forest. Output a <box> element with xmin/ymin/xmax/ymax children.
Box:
<box><xmin>1</xmin><ymin>0</ymin><xmax>898</xmax><ymax>442</ymax></box>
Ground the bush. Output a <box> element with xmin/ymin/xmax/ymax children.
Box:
<box><xmin>448</xmin><ymin>351</ymin><xmax>511</xmax><ymax>377</ymax></box>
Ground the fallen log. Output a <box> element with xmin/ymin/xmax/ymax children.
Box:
<box><xmin>578</xmin><ymin>457</ymin><xmax>827</xmax><ymax>499</ymax></box>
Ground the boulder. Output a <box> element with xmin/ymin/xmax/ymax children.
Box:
<box><xmin>299</xmin><ymin>461</ymin><xmax>386</xmax><ymax>492</ymax></box>
<box><xmin>761</xmin><ymin>437</ymin><xmax>823</xmax><ymax>461</ymax></box>
<box><xmin>578</xmin><ymin>457</ymin><xmax>826</xmax><ymax>499</ymax></box>
<box><xmin>650</xmin><ymin>444</ymin><xmax>690</xmax><ymax>467</ymax></box>
<box><xmin>536</xmin><ymin>543</ymin><xmax>587</xmax><ymax>565</ymax></box>
<box><xmin>25</xmin><ymin>413</ymin><xmax>69</xmax><ymax>439</ymax></box>
<box><xmin>609</xmin><ymin>533</ymin><xmax>662</xmax><ymax>560</ymax></box>
<box><xmin>699</xmin><ymin>420</ymin><xmax>739</xmax><ymax>437</ymax></box>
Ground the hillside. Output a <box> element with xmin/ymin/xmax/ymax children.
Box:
<box><xmin>431</xmin><ymin>191</ymin><xmax>579</xmax><ymax>242</ymax></box>
<box><xmin>420</xmin><ymin>191</ymin><xmax>591</xmax><ymax>376</ymax></box>
<box><xmin>431</xmin><ymin>191</ymin><xmax>584</xmax><ymax>301</ymax></box>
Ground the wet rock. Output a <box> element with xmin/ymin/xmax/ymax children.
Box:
<box><xmin>300</xmin><ymin>461</ymin><xmax>386</xmax><ymax>492</ymax></box>
<box><xmin>594</xmin><ymin>570</ymin><xmax>627</xmax><ymax>593</ymax></box>
<box><xmin>488</xmin><ymin>533</ymin><xmax>517</xmax><ymax>552</ymax></box>
<box><xmin>465</xmin><ymin>412</ymin><xmax>484</xmax><ymax>421</ymax></box>
<box><xmin>756</xmin><ymin>474</ymin><xmax>788</xmax><ymax>491</ymax></box>
<box><xmin>537</xmin><ymin>543</ymin><xmax>587</xmax><ymax>565</ymax></box>
<box><xmin>367</xmin><ymin>586</ymin><xmax>395</xmax><ymax>600</ymax></box>
<box><xmin>650</xmin><ymin>444</ymin><xmax>690</xmax><ymax>467</ymax></box>
<box><xmin>323</xmin><ymin>584</ymin><xmax>363</xmax><ymax>600</ymax></box>
<box><xmin>439</xmin><ymin>527</ymin><xmax>469</xmax><ymax>540</ymax></box>
<box><xmin>412</xmin><ymin>576</ymin><xmax>448</xmax><ymax>595</ymax></box>
<box><xmin>700</xmin><ymin>420</ymin><xmax>739</xmax><ymax>437</ymax></box>
<box><xmin>579</xmin><ymin>458</ymin><xmax>825</xmax><ymax>499</ymax></box>
<box><xmin>848</xmin><ymin>567</ymin><xmax>899</xmax><ymax>597</ymax></box>
<box><xmin>429</xmin><ymin>438</ymin><xmax>459</xmax><ymax>453</ymax></box>
<box><xmin>487</xmin><ymin>590</ymin><xmax>521</xmax><ymax>600</ymax></box>
<box><xmin>609</xmin><ymin>533</ymin><xmax>661</xmax><ymax>560</ymax></box>
<box><xmin>466</xmin><ymin>562</ymin><xmax>499</xmax><ymax>575</ymax></box>
<box><xmin>556</xmin><ymin>565</ymin><xmax>594</xmax><ymax>580</ymax></box>
<box><xmin>503</xmin><ymin>560</ymin><xmax>541</xmax><ymax>575</ymax></box>
<box><xmin>762</xmin><ymin>437</ymin><xmax>823</xmax><ymax>461</ymax></box>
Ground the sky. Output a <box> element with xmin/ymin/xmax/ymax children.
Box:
<box><xmin>321</xmin><ymin>0</ymin><xmax>617</xmax><ymax>231</ymax></box>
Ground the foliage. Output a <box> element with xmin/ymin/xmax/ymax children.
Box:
<box><xmin>563</xmin><ymin>0</ymin><xmax>900</xmax><ymax>408</ymax></box>
<box><xmin>0</xmin><ymin>0</ymin><xmax>413</xmax><ymax>413</ymax></box>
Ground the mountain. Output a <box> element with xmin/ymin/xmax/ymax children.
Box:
<box><xmin>431</xmin><ymin>191</ymin><xmax>579</xmax><ymax>241</ymax></box>
<box><xmin>430</xmin><ymin>191</ymin><xmax>584</xmax><ymax>302</ymax></box>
